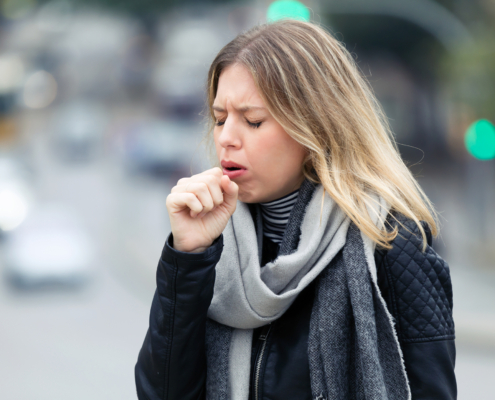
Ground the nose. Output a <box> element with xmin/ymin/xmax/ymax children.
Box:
<box><xmin>216</xmin><ymin>116</ymin><xmax>242</xmax><ymax>149</ymax></box>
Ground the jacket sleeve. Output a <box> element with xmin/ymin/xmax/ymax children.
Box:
<box><xmin>135</xmin><ymin>233</ymin><xmax>224</xmax><ymax>400</ymax></box>
<box><xmin>375</xmin><ymin>215</ymin><xmax>457</xmax><ymax>400</ymax></box>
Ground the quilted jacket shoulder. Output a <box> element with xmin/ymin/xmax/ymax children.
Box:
<box><xmin>375</xmin><ymin>213</ymin><xmax>455</xmax><ymax>343</ymax></box>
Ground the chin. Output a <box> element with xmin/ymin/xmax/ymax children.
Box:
<box><xmin>237</xmin><ymin>188</ymin><xmax>259</xmax><ymax>204</ymax></box>
<box><xmin>237</xmin><ymin>193</ymin><xmax>251</xmax><ymax>204</ymax></box>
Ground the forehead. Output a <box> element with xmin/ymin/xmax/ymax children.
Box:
<box><xmin>214</xmin><ymin>64</ymin><xmax>265</xmax><ymax>108</ymax></box>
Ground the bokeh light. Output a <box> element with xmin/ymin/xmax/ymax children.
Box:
<box><xmin>0</xmin><ymin>188</ymin><xmax>29</xmax><ymax>231</ymax></box>
<box><xmin>267</xmin><ymin>0</ymin><xmax>310</xmax><ymax>22</ymax></box>
<box><xmin>0</xmin><ymin>55</ymin><xmax>25</xmax><ymax>94</ymax></box>
<box><xmin>23</xmin><ymin>70</ymin><xmax>58</xmax><ymax>109</ymax></box>
<box><xmin>465</xmin><ymin>119</ymin><xmax>495</xmax><ymax>160</ymax></box>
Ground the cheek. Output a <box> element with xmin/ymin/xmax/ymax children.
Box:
<box><xmin>249</xmin><ymin>131</ymin><xmax>305</xmax><ymax>172</ymax></box>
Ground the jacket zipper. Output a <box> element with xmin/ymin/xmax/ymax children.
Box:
<box><xmin>254</xmin><ymin>323</ymin><xmax>272</xmax><ymax>400</ymax></box>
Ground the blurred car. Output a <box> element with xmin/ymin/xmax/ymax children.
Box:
<box><xmin>119</xmin><ymin>119</ymin><xmax>203</xmax><ymax>178</ymax></box>
<box><xmin>3</xmin><ymin>204</ymin><xmax>94</xmax><ymax>288</ymax></box>
<box><xmin>51</xmin><ymin>101</ymin><xmax>107</xmax><ymax>162</ymax></box>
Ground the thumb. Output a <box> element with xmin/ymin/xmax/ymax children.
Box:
<box><xmin>221</xmin><ymin>175</ymin><xmax>239</xmax><ymax>210</ymax></box>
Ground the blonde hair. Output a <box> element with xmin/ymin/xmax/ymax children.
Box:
<box><xmin>204</xmin><ymin>19</ymin><xmax>439</xmax><ymax>251</ymax></box>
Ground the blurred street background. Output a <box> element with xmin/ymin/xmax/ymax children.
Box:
<box><xmin>0</xmin><ymin>0</ymin><xmax>494</xmax><ymax>399</ymax></box>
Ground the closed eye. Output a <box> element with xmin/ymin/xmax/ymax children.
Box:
<box><xmin>215</xmin><ymin>119</ymin><xmax>262</xmax><ymax>128</ymax></box>
<box><xmin>246</xmin><ymin>119</ymin><xmax>262</xmax><ymax>129</ymax></box>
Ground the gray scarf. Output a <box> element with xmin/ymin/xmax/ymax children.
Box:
<box><xmin>205</xmin><ymin>179</ymin><xmax>411</xmax><ymax>400</ymax></box>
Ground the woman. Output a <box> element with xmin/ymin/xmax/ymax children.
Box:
<box><xmin>135</xmin><ymin>20</ymin><xmax>456</xmax><ymax>400</ymax></box>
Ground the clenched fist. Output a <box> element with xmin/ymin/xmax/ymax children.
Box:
<box><xmin>166</xmin><ymin>167</ymin><xmax>239</xmax><ymax>253</ymax></box>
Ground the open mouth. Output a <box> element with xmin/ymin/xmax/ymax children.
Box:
<box><xmin>222</xmin><ymin>165</ymin><xmax>247</xmax><ymax>178</ymax></box>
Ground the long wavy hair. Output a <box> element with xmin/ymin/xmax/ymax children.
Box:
<box><xmin>203</xmin><ymin>19</ymin><xmax>439</xmax><ymax>251</ymax></box>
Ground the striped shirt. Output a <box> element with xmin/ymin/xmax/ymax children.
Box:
<box><xmin>259</xmin><ymin>188</ymin><xmax>300</xmax><ymax>244</ymax></box>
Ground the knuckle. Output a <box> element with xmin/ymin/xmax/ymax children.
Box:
<box><xmin>185</xmin><ymin>192</ymin><xmax>196</xmax><ymax>200</ymax></box>
<box><xmin>166</xmin><ymin>193</ymin><xmax>176</xmax><ymax>206</ymax></box>
<box><xmin>202</xmin><ymin>174</ymin><xmax>213</xmax><ymax>182</ymax></box>
<box><xmin>183</xmin><ymin>183</ymin><xmax>196</xmax><ymax>193</ymax></box>
<box><xmin>205</xmin><ymin>174</ymin><xmax>218</xmax><ymax>185</ymax></box>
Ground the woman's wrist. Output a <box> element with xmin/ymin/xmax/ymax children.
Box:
<box><xmin>171</xmin><ymin>235</ymin><xmax>214</xmax><ymax>254</ymax></box>
<box><xmin>173</xmin><ymin>244</ymin><xmax>211</xmax><ymax>253</ymax></box>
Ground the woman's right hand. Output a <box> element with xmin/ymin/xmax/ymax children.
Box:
<box><xmin>166</xmin><ymin>167</ymin><xmax>239</xmax><ymax>253</ymax></box>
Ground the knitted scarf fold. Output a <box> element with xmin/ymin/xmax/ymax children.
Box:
<box><xmin>205</xmin><ymin>179</ymin><xmax>411</xmax><ymax>400</ymax></box>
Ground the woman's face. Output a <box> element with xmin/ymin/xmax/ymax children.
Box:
<box><xmin>213</xmin><ymin>64</ymin><xmax>307</xmax><ymax>203</ymax></box>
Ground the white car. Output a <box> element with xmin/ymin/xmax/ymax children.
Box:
<box><xmin>3</xmin><ymin>205</ymin><xmax>94</xmax><ymax>288</ymax></box>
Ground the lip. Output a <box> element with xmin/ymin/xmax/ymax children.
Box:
<box><xmin>223</xmin><ymin>168</ymin><xmax>247</xmax><ymax>179</ymax></box>
<box><xmin>221</xmin><ymin>160</ymin><xmax>247</xmax><ymax>179</ymax></box>
<box><xmin>221</xmin><ymin>160</ymin><xmax>247</xmax><ymax>169</ymax></box>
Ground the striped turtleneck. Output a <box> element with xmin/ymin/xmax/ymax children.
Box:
<box><xmin>259</xmin><ymin>188</ymin><xmax>300</xmax><ymax>244</ymax></box>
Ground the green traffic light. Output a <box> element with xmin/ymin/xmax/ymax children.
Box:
<box><xmin>267</xmin><ymin>0</ymin><xmax>310</xmax><ymax>22</ymax></box>
<box><xmin>465</xmin><ymin>119</ymin><xmax>495</xmax><ymax>160</ymax></box>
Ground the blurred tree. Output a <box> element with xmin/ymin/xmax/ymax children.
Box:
<box><xmin>442</xmin><ymin>16</ymin><xmax>495</xmax><ymax>114</ymax></box>
<box><xmin>440</xmin><ymin>0</ymin><xmax>495</xmax><ymax>159</ymax></box>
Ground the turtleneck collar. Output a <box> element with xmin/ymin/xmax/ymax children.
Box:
<box><xmin>258</xmin><ymin>188</ymin><xmax>300</xmax><ymax>243</ymax></box>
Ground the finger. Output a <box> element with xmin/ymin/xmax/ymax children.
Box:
<box><xmin>166</xmin><ymin>192</ymin><xmax>204</xmax><ymax>217</ymax></box>
<box><xmin>182</xmin><ymin>182</ymin><xmax>215</xmax><ymax>213</ymax></box>
<box><xmin>200</xmin><ymin>174</ymin><xmax>224</xmax><ymax>206</ymax></box>
<box><xmin>195</xmin><ymin>167</ymin><xmax>223</xmax><ymax>179</ymax></box>
<box><xmin>220</xmin><ymin>175</ymin><xmax>239</xmax><ymax>210</ymax></box>
<box><xmin>176</xmin><ymin>177</ymin><xmax>189</xmax><ymax>186</ymax></box>
<box><xmin>177</xmin><ymin>173</ymin><xmax>223</xmax><ymax>207</ymax></box>
<box><xmin>175</xmin><ymin>167</ymin><xmax>222</xmax><ymax>188</ymax></box>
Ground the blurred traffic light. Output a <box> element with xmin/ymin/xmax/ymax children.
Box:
<box><xmin>465</xmin><ymin>119</ymin><xmax>495</xmax><ymax>160</ymax></box>
<box><xmin>267</xmin><ymin>0</ymin><xmax>310</xmax><ymax>22</ymax></box>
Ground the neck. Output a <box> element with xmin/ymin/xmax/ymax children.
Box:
<box><xmin>259</xmin><ymin>188</ymin><xmax>300</xmax><ymax>243</ymax></box>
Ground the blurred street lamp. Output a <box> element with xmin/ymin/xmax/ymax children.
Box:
<box><xmin>464</xmin><ymin>119</ymin><xmax>495</xmax><ymax>241</ymax></box>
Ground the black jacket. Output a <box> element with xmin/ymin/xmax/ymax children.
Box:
<box><xmin>135</xmin><ymin>213</ymin><xmax>456</xmax><ymax>399</ymax></box>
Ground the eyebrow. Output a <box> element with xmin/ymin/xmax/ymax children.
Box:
<box><xmin>212</xmin><ymin>105</ymin><xmax>266</xmax><ymax>112</ymax></box>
